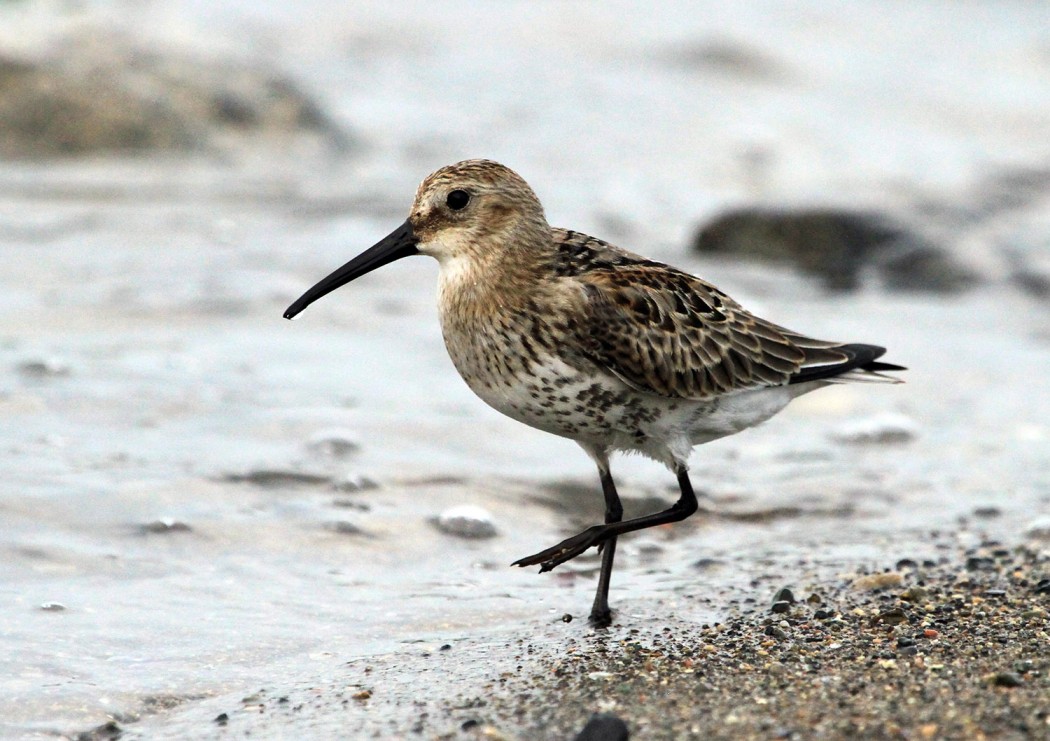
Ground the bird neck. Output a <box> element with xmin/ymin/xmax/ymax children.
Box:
<box><xmin>436</xmin><ymin>229</ymin><xmax>555</xmax><ymax>327</ymax></box>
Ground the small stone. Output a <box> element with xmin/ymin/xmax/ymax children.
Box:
<box><xmin>1034</xmin><ymin>578</ymin><xmax>1050</xmax><ymax>595</ymax></box>
<box><xmin>433</xmin><ymin>505</ymin><xmax>498</xmax><ymax>539</ymax></box>
<box><xmin>561</xmin><ymin>614</ymin><xmax>573</xmax><ymax>623</ymax></box>
<box><xmin>75</xmin><ymin>721</ymin><xmax>123</xmax><ymax>740</ymax></box>
<box><xmin>805</xmin><ymin>592</ymin><xmax>823</xmax><ymax>605</ymax></box>
<box><xmin>813</xmin><ymin>609</ymin><xmax>834</xmax><ymax>620</ymax></box>
<box><xmin>965</xmin><ymin>556</ymin><xmax>995</xmax><ymax>571</ymax></box>
<box><xmin>991</xmin><ymin>672</ymin><xmax>1023</xmax><ymax>688</ymax></box>
<box><xmin>764</xmin><ymin>625</ymin><xmax>789</xmax><ymax>640</ymax></box>
<box><xmin>325</xmin><ymin>520</ymin><xmax>366</xmax><ymax>536</ymax></box>
<box><xmin>574</xmin><ymin>712</ymin><xmax>629</xmax><ymax>741</ymax></box>
<box><xmin>17</xmin><ymin>357</ymin><xmax>72</xmax><ymax>378</ymax></box>
<box><xmin>851</xmin><ymin>572</ymin><xmax>903</xmax><ymax>591</ymax></box>
<box><xmin>352</xmin><ymin>689</ymin><xmax>372</xmax><ymax>700</ymax></box>
<box><xmin>899</xmin><ymin>586</ymin><xmax>929</xmax><ymax>602</ymax></box>
<box><xmin>305</xmin><ymin>428</ymin><xmax>360</xmax><ymax>457</ymax></box>
<box><xmin>831</xmin><ymin>414</ymin><xmax>918</xmax><ymax>445</ymax></box>
<box><xmin>1023</xmin><ymin>516</ymin><xmax>1050</xmax><ymax>541</ymax></box>
<box><xmin>140</xmin><ymin>518</ymin><xmax>192</xmax><ymax>534</ymax></box>
<box><xmin>771</xmin><ymin>600</ymin><xmax>791</xmax><ymax>614</ymax></box>
<box><xmin>972</xmin><ymin>506</ymin><xmax>1001</xmax><ymax>518</ymax></box>
<box><xmin>214</xmin><ymin>713</ymin><xmax>229</xmax><ymax>725</ymax></box>
<box><xmin>895</xmin><ymin>558</ymin><xmax>919</xmax><ymax>570</ymax></box>
<box><xmin>923</xmin><ymin>629</ymin><xmax>940</xmax><ymax>639</ymax></box>
<box><xmin>772</xmin><ymin>586</ymin><xmax>796</xmax><ymax>605</ymax></box>
<box><xmin>39</xmin><ymin>601</ymin><xmax>66</xmax><ymax>611</ymax></box>
<box><xmin>871</xmin><ymin>608</ymin><xmax>908</xmax><ymax>626</ymax></box>
<box><xmin>306</xmin><ymin>428</ymin><xmax>361</xmax><ymax>455</ymax></box>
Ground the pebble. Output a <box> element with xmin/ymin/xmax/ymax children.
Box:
<box><xmin>871</xmin><ymin>608</ymin><xmax>909</xmax><ymax>626</ymax></box>
<box><xmin>573</xmin><ymin>712</ymin><xmax>629</xmax><ymax>741</ymax></box>
<box><xmin>899</xmin><ymin>586</ymin><xmax>929</xmax><ymax>602</ymax></box>
<box><xmin>770</xmin><ymin>601</ymin><xmax>791</xmax><ymax>615</ymax></box>
<box><xmin>306</xmin><ymin>429</ymin><xmax>360</xmax><ymax>458</ymax></box>
<box><xmin>76</xmin><ymin>721</ymin><xmax>123</xmax><ymax>739</ymax></box>
<box><xmin>990</xmin><ymin>672</ymin><xmax>1023</xmax><ymax>688</ymax></box>
<box><xmin>39</xmin><ymin>601</ymin><xmax>66</xmax><ymax>611</ymax></box>
<box><xmin>830</xmin><ymin>414</ymin><xmax>918</xmax><ymax>445</ymax></box>
<box><xmin>325</xmin><ymin>520</ymin><xmax>366</xmax><ymax>536</ymax></box>
<box><xmin>851</xmin><ymin>572</ymin><xmax>903</xmax><ymax>591</ymax></box>
<box><xmin>433</xmin><ymin>505</ymin><xmax>498</xmax><ymax>539</ymax></box>
<box><xmin>772</xmin><ymin>586</ymin><xmax>796</xmax><ymax>605</ymax></box>
<box><xmin>16</xmin><ymin>357</ymin><xmax>72</xmax><ymax>378</ymax></box>
<box><xmin>140</xmin><ymin>518</ymin><xmax>192</xmax><ymax>534</ymax></box>
<box><xmin>1022</xmin><ymin>516</ymin><xmax>1050</xmax><ymax>541</ymax></box>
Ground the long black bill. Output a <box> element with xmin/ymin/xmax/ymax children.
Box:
<box><xmin>283</xmin><ymin>220</ymin><xmax>418</xmax><ymax>319</ymax></box>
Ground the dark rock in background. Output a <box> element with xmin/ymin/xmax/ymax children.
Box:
<box><xmin>692</xmin><ymin>208</ymin><xmax>978</xmax><ymax>293</ymax></box>
<box><xmin>0</xmin><ymin>36</ymin><xmax>350</xmax><ymax>159</ymax></box>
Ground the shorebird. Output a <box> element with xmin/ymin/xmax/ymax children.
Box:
<box><xmin>284</xmin><ymin>159</ymin><xmax>904</xmax><ymax>626</ymax></box>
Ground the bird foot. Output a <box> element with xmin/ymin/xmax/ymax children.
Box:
<box><xmin>512</xmin><ymin>525</ymin><xmax>608</xmax><ymax>573</ymax></box>
<box><xmin>588</xmin><ymin>607</ymin><xmax>613</xmax><ymax>629</ymax></box>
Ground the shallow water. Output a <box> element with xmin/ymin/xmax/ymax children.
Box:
<box><xmin>1</xmin><ymin>1</ymin><xmax>1049</xmax><ymax>738</ymax></box>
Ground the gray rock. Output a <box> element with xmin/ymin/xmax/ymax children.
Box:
<box><xmin>0</xmin><ymin>37</ymin><xmax>350</xmax><ymax>160</ymax></box>
<box><xmin>692</xmin><ymin>208</ymin><xmax>976</xmax><ymax>293</ymax></box>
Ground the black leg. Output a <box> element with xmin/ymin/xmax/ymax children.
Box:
<box><xmin>589</xmin><ymin>468</ymin><xmax>623</xmax><ymax>627</ymax></box>
<box><xmin>514</xmin><ymin>467</ymin><xmax>698</xmax><ymax>573</ymax></box>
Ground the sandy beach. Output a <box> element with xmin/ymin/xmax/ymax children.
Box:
<box><xmin>1</xmin><ymin>1</ymin><xmax>1048</xmax><ymax>738</ymax></box>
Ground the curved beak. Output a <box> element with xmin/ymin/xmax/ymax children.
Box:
<box><xmin>283</xmin><ymin>220</ymin><xmax>418</xmax><ymax>319</ymax></box>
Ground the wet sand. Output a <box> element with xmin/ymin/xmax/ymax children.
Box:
<box><xmin>2</xmin><ymin>1</ymin><xmax>1049</xmax><ymax>739</ymax></box>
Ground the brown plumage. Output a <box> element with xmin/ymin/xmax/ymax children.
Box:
<box><xmin>284</xmin><ymin>159</ymin><xmax>905</xmax><ymax>626</ymax></box>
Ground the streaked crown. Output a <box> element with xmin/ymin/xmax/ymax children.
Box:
<box><xmin>408</xmin><ymin>159</ymin><xmax>550</xmax><ymax>262</ymax></box>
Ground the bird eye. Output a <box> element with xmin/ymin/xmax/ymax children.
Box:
<box><xmin>446</xmin><ymin>189</ymin><xmax>471</xmax><ymax>211</ymax></box>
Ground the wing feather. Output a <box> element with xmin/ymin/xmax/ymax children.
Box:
<box><xmin>549</xmin><ymin>228</ymin><xmax>902</xmax><ymax>398</ymax></box>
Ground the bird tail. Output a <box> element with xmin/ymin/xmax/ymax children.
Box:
<box><xmin>789</xmin><ymin>343</ymin><xmax>906</xmax><ymax>386</ymax></box>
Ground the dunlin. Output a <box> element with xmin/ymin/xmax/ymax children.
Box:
<box><xmin>284</xmin><ymin>160</ymin><xmax>904</xmax><ymax>626</ymax></box>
